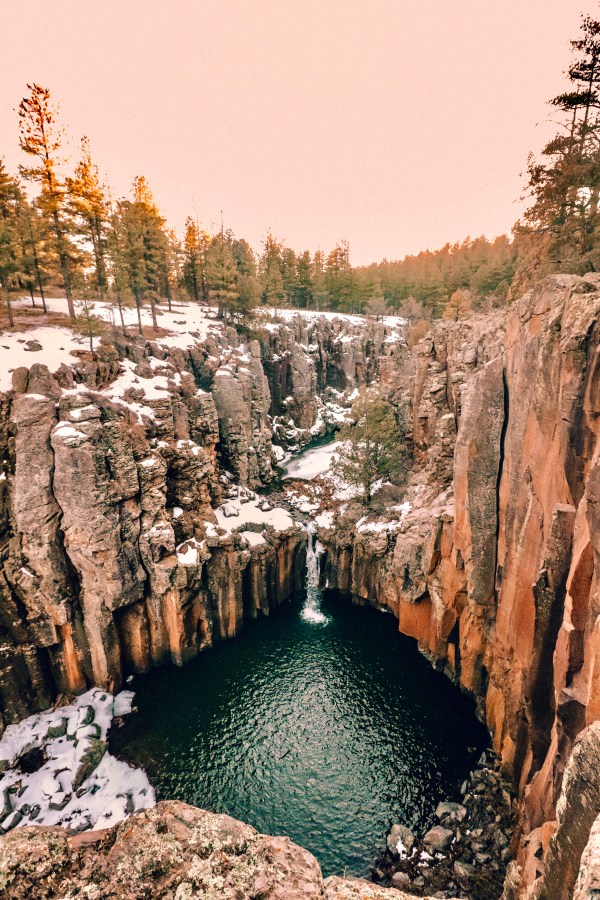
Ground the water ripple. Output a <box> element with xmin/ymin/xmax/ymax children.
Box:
<box><xmin>112</xmin><ymin>591</ymin><xmax>487</xmax><ymax>876</ymax></box>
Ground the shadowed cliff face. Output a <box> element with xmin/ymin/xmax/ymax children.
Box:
<box><xmin>317</xmin><ymin>275</ymin><xmax>600</xmax><ymax>898</ymax></box>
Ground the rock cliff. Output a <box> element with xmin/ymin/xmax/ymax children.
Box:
<box><xmin>1</xmin><ymin>284</ymin><xmax>599</xmax><ymax>897</ymax></box>
<box><xmin>0</xmin><ymin>324</ymin><xmax>310</xmax><ymax>728</ymax></box>
<box><xmin>0</xmin><ymin>308</ymin><xmax>400</xmax><ymax>730</ymax></box>
<box><xmin>316</xmin><ymin>276</ymin><xmax>600</xmax><ymax>898</ymax></box>
<box><xmin>0</xmin><ymin>799</ymin><xmax>449</xmax><ymax>900</ymax></box>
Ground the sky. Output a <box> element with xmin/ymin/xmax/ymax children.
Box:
<box><xmin>0</xmin><ymin>0</ymin><xmax>590</xmax><ymax>265</ymax></box>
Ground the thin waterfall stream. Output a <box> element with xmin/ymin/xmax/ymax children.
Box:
<box><xmin>112</xmin><ymin>523</ymin><xmax>488</xmax><ymax>876</ymax></box>
<box><xmin>301</xmin><ymin>522</ymin><xmax>327</xmax><ymax>625</ymax></box>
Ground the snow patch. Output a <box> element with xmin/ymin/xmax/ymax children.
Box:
<box><xmin>0</xmin><ymin>327</ymin><xmax>86</xmax><ymax>393</ymax></box>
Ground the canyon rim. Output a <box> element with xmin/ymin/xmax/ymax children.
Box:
<box><xmin>0</xmin><ymin>275</ymin><xmax>598</xmax><ymax>898</ymax></box>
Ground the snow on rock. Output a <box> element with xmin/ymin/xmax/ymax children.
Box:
<box><xmin>272</xmin><ymin>444</ymin><xmax>286</xmax><ymax>463</ymax></box>
<box><xmin>286</xmin><ymin>491</ymin><xmax>320</xmax><ymax>514</ymax></box>
<box><xmin>241</xmin><ymin>530</ymin><xmax>267</xmax><ymax>547</ymax></box>
<box><xmin>0</xmin><ymin>327</ymin><xmax>86</xmax><ymax>393</ymax></box>
<box><xmin>259</xmin><ymin>308</ymin><xmax>406</xmax><ymax>328</ymax></box>
<box><xmin>215</xmin><ymin>497</ymin><xmax>294</xmax><ymax>533</ymax></box>
<box><xmin>52</xmin><ymin>421</ymin><xmax>88</xmax><ymax>446</ymax></box>
<box><xmin>315</xmin><ymin>511</ymin><xmax>335</xmax><ymax>529</ymax></box>
<box><xmin>355</xmin><ymin>501</ymin><xmax>412</xmax><ymax>534</ymax></box>
<box><xmin>0</xmin><ymin>688</ymin><xmax>154</xmax><ymax>834</ymax></box>
<box><xmin>176</xmin><ymin>537</ymin><xmax>206</xmax><ymax>566</ymax></box>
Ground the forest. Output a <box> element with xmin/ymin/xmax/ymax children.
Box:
<box><xmin>1</xmin><ymin>13</ymin><xmax>599</xmax><ymax>329</ymax></box>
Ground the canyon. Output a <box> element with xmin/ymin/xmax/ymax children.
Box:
<box><xmin>0</xmin><ymin>277</ymin><xmax>599</xmax><ymax>898</ymax></box>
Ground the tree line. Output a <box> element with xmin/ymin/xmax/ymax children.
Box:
<box><xmin>1</xmin><ymin>14</ymin><xmax>599</xmax><ymax>330</ymax></box>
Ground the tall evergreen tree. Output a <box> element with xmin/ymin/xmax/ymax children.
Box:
<box><xmin>295</xmin><ymin>251</ymin><xmax>314</xmax><ymax>309</ymax></box>
<box><xmin>17</xmin><ymin>201</ymin><xmax>52</xmax><ymax>311</ymax></box>
<box><xmin>331</xmin><ymin>389</ymin><xmax>406</xmax><ymax>505</ymax></box>
<box><xmin>206</xmin><ymin>230</ymin><xmax>239</xmax><ymax>318</ymax></box>
<box><xmin>182</xmin><ymin>217</ymin><xmax>202</xmax><ymax>302</ymax></box>
<box><xmin>260</xmin><ymin>232</ymin><xmax>286</xmax><ymax>306</ymax></box>
<box><xmin>182</xmin><ymin>218</ymin><xmax>211</xmax><ymax>303</ymax></box>
<box><xmin>67</xmin><ymin>137</ymin><xmax>111</xmax><ymax>296</ymax></box>
<box><xmin>0</xmin><ymin>161</ymin><xmax>24</xmax><ymax>327</ymax></box>
<box><xmin>18</xmin><ymin>84</ymin><xmax>78</xmax><ymax>318</ymax></box>
<box><xmin>517</xmin><ymin>15</ymin><xmax>600</xmax><ymax>276</ymax></box>
<box><xmin>109</xmin><ymin>177</ymin><xmax>169</xmax><ymax>334</ymax></box>
<box><xmin>312</xmin><ymin>249</ymin><xmax>327</xmax><ymax>310</ymax></box>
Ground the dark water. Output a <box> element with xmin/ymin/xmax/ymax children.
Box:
<box><xmin>112</xmin><ymin>590</ymin><xmax>487</xmax><ymax>877</ymax></box>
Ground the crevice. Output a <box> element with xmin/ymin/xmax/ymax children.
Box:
<box><xmin>493</xmin><ymin>366</ymin><xmax>509</xmax><ymax>601</ymax></box>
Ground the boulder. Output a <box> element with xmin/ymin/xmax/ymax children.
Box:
<box><xmin>423</xmin><ymin>826</ymin><xmax>454</xmax><ymax>853</ymax></box>
<box><xmin>435</xmin><ymin>802</ymin><xmax>467</xmax><ymax>823</ymax></box>
<box><xmin>386</xmin><ymin>823</ymin><xmax>415</xmax><ymax>858</ymax></box>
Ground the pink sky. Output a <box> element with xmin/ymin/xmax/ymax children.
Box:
<box><xmin>1</xmin><ymin>0</ymin><xmax>588</xmax><ymax>265</ymax></box>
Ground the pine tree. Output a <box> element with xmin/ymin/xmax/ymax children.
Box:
<box><xmin>18</xmin><ymin>84</ymin><xmax>78</xmax><ymax>318</ymax></box>
<box><xmin>73</xmin><ymin>288</ymin><xmax>107</xmax><ymax>353</ymax></box>
<box><xmin>260</xmin><ymin>232</ymin><xmax>286</xmax><ymax>306</ymax></box>
<box><xmin>331</xmin><ymin>389</ymin><xmax>406</xmax><ymax>505</ymax></box>
<box><xmin>325</xmin><ymin>241</ymin><xmax>360</xmax><ymax>311</ymax></box>
<box><xmin>518</xmin><ymin>15</ymin><xmax>600</xmax><ymax>275</ymax></box>
<box><xmin>280</xmin><ymin>246</ymin><xmax>298</xmax><ymax>305</ymax></box>
<box><xmin>232</xmin><ymin>238</ymin><xmax>256</xmax><ymax>277</ymax></box>
<box><xmin>17</xmin><ymin>201</ymin><xmax>52</xmax><ymax>311</ymax></box>
<box><xmin>67</xmin><ymin>137</ymin><xmax>111</xmax><ymax>296</ymax></box>
<box><xmin>182</xmin><ymin>218</ymin><xmax>211</xmax><ymax>304</ymax></box>
<box><xmin>106</xmin><ymin>208</ymin><xmax>136</xmax><ymax>332</ymax></box>
<box><xmin>312</xmin><ymin>249</ymin><xmax>328</xmax><ymax>310</ymax></box>
<box><xmin>0</xmin><ymin>161</ymin><xmax>24</xmax><ymax>327</ymax></box>
<box><xmin>182</xmin><ymin>217</ymin><xmax>201</xmax><ymax>302</ymax></box>
<box><xmin>295</xmin><ymin>251</ymin><xmax>314</xmax><ymax>309</ymax></box>
<box><xmin>234</xmin><ymin>273</ymin><xmax>260</xmax><ymax>321</ymax></box>
<box><xmin>206</xmin><ymin>231</ymin><xmax>239</xmax><ymax>318</ymax></box>
<box><xmin>110</xmin><ymin>177</ymin><xmax>170</xmax><ymax>333</ymax></box>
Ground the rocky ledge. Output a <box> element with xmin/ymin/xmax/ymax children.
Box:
<box><xmin>0</xmin><ymin>800</ymin><xmax>445</xmax><ymax>900</ymax></box>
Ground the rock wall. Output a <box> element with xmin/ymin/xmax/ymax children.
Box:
<box><xmin>257</xmin><ymin>315</ymin><xmax>404</xmax><ymax>446</ymax></box>
<box><xmin>0</xmin><ymin>327</ymin><xmax>311</xmax><ymax>734</ymax></box>
<box><xmin>1</xmin><ymin>286</ymin><xmax>599</xmax><ymax>897</ymax></box>
<box><xmin>0</xmin><ymin>310</ymin><xmax>400</xmax><ymax>734</ymax></box>
<box><xmin>317</xmin><ymin>276</ymin><xmax>600</xmax><ymax>898</ymax></box>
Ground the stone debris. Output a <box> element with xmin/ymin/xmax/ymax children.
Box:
<box><xmin>0</xmin><ymin>688</ymin><xmax>153</xmax><ymax>835</ymax></box>
<box><xmin>376</xmin><ymin>750</ymin><xmax>516</xmax><ymax>899</ymax></box>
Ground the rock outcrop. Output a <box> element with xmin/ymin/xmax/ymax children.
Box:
<box><xmin>0</xmin><ymin>325</ymin><xmax>313</xmax><ymax>731</ymax></box>
<box><xmin>0</xmin><ymin>800</ymin><xmax>445</xmax><ymax>900</ymax></box>
<box><xmin>0</xmin><ymin>309</ymin><xmax>402</xmax><ymax>732</ymax></box>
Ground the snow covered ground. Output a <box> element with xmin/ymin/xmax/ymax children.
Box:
<box><xmin>2</xmin><ymin>297</ymin><xmax>405</xmax><ymax>396</ymax></box>
<box><xmin>12</xmin><ymin>295</ymin><xmax>222</xmax><ymax>351</ymax></box>
<box><xmin>259</xmin><ymin>307</ymin><xmax>405</xmax><ymax>328</ymax></box>
<box><xmin>0</xmin><ymin>688</ymin><xmax>154</xmax><ymax>834</ymax></box>
<box><xmin>284</xmin><ymin>441</ymin><xmax>342</xmax><ymax>481</ymax></box>
<box><xmin>0</xmin><ymin>326</ymin><xmax>87</xmax><ymax>392</ymax></box>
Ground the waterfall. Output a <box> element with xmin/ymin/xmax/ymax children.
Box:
<box><xmin>306</xmin><ymin>521</ymin><xmax>319</xmax><ymax>589</ymax></box>
<box><xmin>301</xmin><ymin>522</ymin><xmax>328</xmax><ymax>624</ymax></box>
